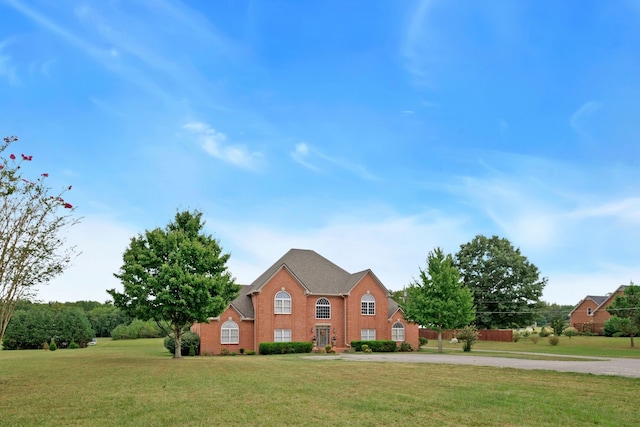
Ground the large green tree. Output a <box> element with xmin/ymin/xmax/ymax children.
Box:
<box><xmin>402</xmin><ymin>248</ymin><xmax>475</xmax><ymax>352</ymax></box>
<box><xmin>0</xmin><ymin>136</ymin><xmax>78</xmax><ymax>344</ymax></box>
<box><xmin>606</xmin><ymin>283</ymin><xmax>640</xmax><ymax>348</ymax></box>
<box><xmin>108</xmin><ymin>210</ymin><xmax>239</xmax><ymax>358</ymax></box>
<box><xmin>455</xmin><ymin>235</ymin><xmax>546</xmax><ymax>329</ymax></box>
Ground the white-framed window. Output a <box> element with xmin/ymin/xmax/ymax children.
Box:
<box><xmin>391</xmin><ymin>321</ymin><xmax>405</xmax><ymax>342</ymax></box>
<box><xmin>316</xmin><ymin>297</ymin><xmax>331</xmax><ymax>319</ymax></box>
<box><xmin>221</xmin><ymin>320</ymin><xmax>239</xmax><ymax>344</ymax></box>
<box><xmin>361</xmin><ymin>329</ymin><xmax>376</xmax><ymax>340</ymax></box>
<box><xmin>587</xmin><ymin>307</ymin><xmax>592</xmax><ymax>316</ymax></box>
<box><xmin>274</xmin><ymin>329</ymin><xmax>292</xmax><ymax>342</ymax></box>
<box><xmin>275</xmin><ymin>290</ymin><xmax>292</xmax><ymax>314</ymax></box>
<box><xmin>361</xmin><ymin>294</ymin><xmax>375</xmax><ymax>315</ymax></box>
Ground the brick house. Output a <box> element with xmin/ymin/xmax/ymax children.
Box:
<box><xmin>569</xmin><ymin>285</ymin><xmax>627</xmax><ymax>334</ymax></box>
<box><xmin>192</xmin><ymin>249</ymin><xmax>419</xmax><ymax>354</ymax></box>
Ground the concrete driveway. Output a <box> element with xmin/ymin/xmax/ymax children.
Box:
<box><xmin>306</xmin><ymin>352</ymin><xmax>640</xmax><ymax>378</ymax></box>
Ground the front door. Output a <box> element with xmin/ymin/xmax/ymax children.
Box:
<box><xmin>316</xmin><ymin>326</ymin><xmax>330</xmax><ymax>348</ymax></box>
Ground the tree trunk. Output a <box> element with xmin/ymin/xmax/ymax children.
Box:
<box><xmin>437</xmin><ymin>330</ymin><xmax>443</xmax><ymax>353</ymax></box>
<box><xmin>174</xmin><ymin>329</ymin><xmax>182</xmax><ymax>359</ymax></box>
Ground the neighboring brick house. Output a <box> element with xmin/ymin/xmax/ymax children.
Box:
<box><xmin>192</xmin><ymin>249</ymin><xmax>419</xmax><ymax>354</ymax></box>
<box><xmin>569</xmin><ymin>285</ymin><xmax>627</xmax><ymax>334</ymax></box>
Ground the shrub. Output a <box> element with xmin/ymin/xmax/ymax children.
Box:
<box><xmin>419</xmin><ymin>337</ymin><xmax>428</xmax><ymax>347</ymax></box>
<box><xmin>350</xmin><ymin>340</ymin><xmax>397</xmax><ymax>352</ymax></box>
<box><xmin>246</xmin><ymin>350</ymin><xmax>256</xmax><ymax>355</ymax></box>
<box><xmin>163</xmin><ymin>331</ymin><xmax>200</xmax><ymax>356</ymax></box>
<box><xmin>457</xmin><ymin>325</ymin><xmax>479</xmax><ymax>352</ymax></box>
<box><xmin>398</xmin><ymin>342</ymin><xmax>414</xmax><ymax>352</ymax></box>
<box><xmin>512</xmin><ymin>331</ymin><xmax>521</xmax><ymax>342</ymax></box>
<box><xmin>189</xmin><ymin>344</ymin><xmax>196</xmax><ymax>357</ymax></box>
<box><xmin>239</xmin><ymin>348</ymin><xmax>245</xmax><ymax>354</ymax></box>
<box><xmin>539</xmin><ymin>327</ymin><xmax>550</xmax><ymax>337</ymax></box>
<box><xmin>49</xmin><ymin>340</ymin><xmax>57</xmax><ymax>351</ymax></box>
<box><xmin>361</xmin><ymin>344</ymin><xmax>372</xmax><ymax>353</ymax></box>
<box><xmin>69</xmin><ymin>341</ymin><xmax>79</xmax><ymax>349</ymax></box>
<box><xmin>42</xmin><ymin>341</ymin><xmax>49</xmax><ymax>351</ymax></box>
<box><xmin>564</xmin><ymin>327</ymin><xmax>577</xmax><ymax>338</ymax></box>
<box><xmin>548</xmin><ymin>335</ymin><xmax>560</xmax><ymax>346</ymax></box>
<box><xmin>258</xmin><ymin>342</ymin><xmax>313</xmax><ymax>355</ymax></box>
<box><xmin>220</xmin><ymin>347</ymin><xmax>230</xmax><ymax>356</ymax></box>
<box><xmin>530</xmin><ymin>336</ymin><xmax>539</xmax><ymax>344</ymax></box>
<box><xmin>325</xmin><ymin>344</ymin><xmax>333</xmax><ymax>353</ymax></box>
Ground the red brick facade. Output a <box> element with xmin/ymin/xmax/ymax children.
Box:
<box><xmin>569</xmin><ymin>286</ymin><xmax>627</xmax><ymax>334</ymax></box>
<box><xmin>193</xmin><ymin>249</ymin><xmax>419</xmax><ymax>354</ymax></box>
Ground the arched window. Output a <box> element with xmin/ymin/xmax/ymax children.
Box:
<box><xmin>391</xmin><ymin>321</ymin><xmax>405</xmax><ymax>342</ymax></box>
<box><xmin>221</xmin><ymin>320</ymin><xmax>239</xmax><ymax>344</ymax></box>
<box><xmin>316</xmin><ymin>297</ymin><xmax>331</xmax><ymax>319</ymax></box>
<box><xmin>361</xmin><ymin>294</ymin><xmax>375</xmax><ymax>315</ymax></box>
<box><xmin>275</xmin><ymin>291</ymin><xmax>292</xmax><ymax>314</ymax></box>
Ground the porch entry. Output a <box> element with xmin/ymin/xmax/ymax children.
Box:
<box><xmin>316</xmin><ymin>326</ymin><xmax>331</xmax><ymax>348</ymax></box>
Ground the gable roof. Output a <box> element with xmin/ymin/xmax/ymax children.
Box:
<box><xmin>248</xmin><ymin>249</ymin><xmax>386</xmax><ymax>296</ymax></box>
<box><xmin>569</xmin><ymin>285</ymin><xmax>630</xmax><ymax>317</ymax></box>
<box><xmin>228</xmin><ymin>285</ymin><xmax>254</xmax><ymax>319</ymax></box>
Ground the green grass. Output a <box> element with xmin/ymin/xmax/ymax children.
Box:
<box><xmin>425</xmin><ymin>335</ymin><xmax>640</xmax><ymax>359</ymax></box>
<box><xmin>1</xmin><ymin>338</ymin><xmax>639</xmax><ymax>426</ymax></box>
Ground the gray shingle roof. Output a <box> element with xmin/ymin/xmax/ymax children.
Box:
<box><xmin>248</xmin><ymin>249</ymin><xmax>356</xmax><ymax>295</ymax></box>
<box><xmin>227</xmin><ymin>249</ymin><xmax>395</xmax><ymax>319</ymax></box>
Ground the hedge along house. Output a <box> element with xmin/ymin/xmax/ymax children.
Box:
<box><xmin>569</xmin><ymin>285</ymin><xmax>628</xmax><ymax>334</ymax></box>
<box><xmin>192</xmin><ymin>249</ymin><xmax>419</xmax><ymax>355</ymax></box>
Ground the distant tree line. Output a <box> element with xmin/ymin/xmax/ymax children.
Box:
<box><xmin>1</xmin><ymin>300</ymin><xmax>166</xmax><ymax>350</ymax></box>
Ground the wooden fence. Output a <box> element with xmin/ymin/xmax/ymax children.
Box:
<box><xmin>419</xmin><ymin>328</ymin><xmax>513</xmax><ymax>342</ymax></box>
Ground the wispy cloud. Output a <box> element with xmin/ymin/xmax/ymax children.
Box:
<box><xmin>400</xmin><ymin>0</ymin><xmax>440</xmax><ymax>87</ymax></box>
<box><xmin>290</xmin><ymin>142</ymin><xmax>378</xmax><ymax>180</ymax></box>
<box><xmin>570</xmin><ymin>100</ymin><xmax>600</xmax><ymax>141</ymax></box>
<box><xmin>569</xmin><ymin>197</ymin><xmax>640</xmax><ymax>223</ymax></box>
<box><xmin>0</xmin><ymin>39</ymin><xmax>20</xmax><ymax>85</ymax></box>
<box><xmin>183</xmin><ymin>121</ymin><xmax>263</xmax><ymax>170</ymax></box>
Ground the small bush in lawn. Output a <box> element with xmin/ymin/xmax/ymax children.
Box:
<box><xmin>530</xmin><ymin>336</ymin><xmax>539</xmax><ymax>344</ymax></box>
<box><xmin>69</xmin><ymin>341</ymin><xmax>79</xmax><ymax>349</ymax></box>
<box><xmin>42</xmin><ymin>341</ymin><xmax>49</xmax><ymax>351</ymax></box>
<box><xmin>220</xmin><ymin>347</ymin><xmax>230</xmax><ymax>356</ymax></box>
<box><xmin>361</xmin><ymin>344</ymin><xmax>372</xmax><ymax>353</ymax></box>
<box><xmin>419</xmin><ymin>337</ymin><xmax>428</xmax><ymax>347</ymax></box>
<box><xmin>512</xmin><ymin>331</ymin><xmax>521</xmax><ymax>342</ymax></box>
<box><xmin>398</xmin><ymin>342</ymin><xmax>414</xmax><ymax>352</ymax></box>
<box><xmin>239</xmin><ymin>348</ymin><xmax>245</xmax><ymax>354</ymax></box>
<box><xmin>548</xmin><ymin>335</ymin><xmax>560</xmax><ymax>346</ymax></box>
<box><xmin>189</xmin><ymin>344</ymin><xmax>196</xmax><ymax>357</ymax></box>
<box><xmin>164</xmin><ymin>331</ymin><xmax>200</xmax><ymax>356</ymax></box>
<box><xmin>246</xmin><ymin>350</ymin><xmax>256</xmax><ymax>355</ymax></box>
<box><xmin>457</xmin><ymin>325</ymin><xmax>479</xmax><ymax>352</ymax></box>
<box><xmin>49</xmin><ymin>340</ymin><xmax>57</xmax><ymax>351</ymax></box>
<box><xmin>564</xmin><ymin>327</ymin><xmax>577</xmax><ymax>339</ymax></box>
<box><xmin>539</xmin><ymin>327</ymin><xmax>550</xmax><ymax>337</ymax></box>
<box><xmin>231</xmin><ymin>352</ymin><xmax>237</xmax><ymax>356</ymax></box>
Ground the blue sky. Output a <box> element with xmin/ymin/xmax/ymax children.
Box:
<box><xmin>2</xmin><ymin>0</ymin><xmax>639</xmax><ymax>305</ymax></box>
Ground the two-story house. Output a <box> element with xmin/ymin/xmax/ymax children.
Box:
<box><xmin>192</xmin><ymin>249</ymin><xmax>419</xmax><ymax>354</ymax></box>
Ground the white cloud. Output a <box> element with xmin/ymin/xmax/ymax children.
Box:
<box><xmin>216</xmin><ymin>211</ymin><xmax>469</xmax><ymax>291</ymax></box>
<box><xmin>570</xmin><ymin>101</ymin><xmax>600</xmax><ymax>141</ymax></box>
<box><xmin>183</xmin><ymin>121</ymin><xmax>263</xmax><ymax>170</ymax></box>
<box><xmin>35</xmin><ymin>216</ymin><xmax>136</xmax><ymax>303</ymax></box>
<box><xmin>0</xmin><ymin>39</ymin><xmax>20</xmax><ymax>86</ymax></box>
<box><xmin>290</xmin><ymin>142</ymin><xmax>378</xmax><ymax>180</ymax></box>
<box><xmin>569</xmin><ymin>197</ymin><xmax>640</xmax><ymax>223</ymax></box>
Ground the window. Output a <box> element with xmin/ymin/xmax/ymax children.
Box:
<box><xmin>361</xmin><ymin>294</ymin><xmax>375</xmax><ymax>315</ymax></box>
<box><xmin>275</xmin><ymin>291</ymin><xmax>292</xmax><ymax>314</ymax></box>
<box><xmin>391</xmin><ymin>322</ymin><xmax>405</xmax><ymax>342</ymax></box>
<box><xmin>361</xmin><ymin>329</ymin><xmax>376</xmax><ymax>340</ymax></box>
<box><xmin>221</xmin><ymin>320</ymin><xmax>239</xmax><ymax>344</ymax></box>
<box><xmin>274</xmin><ymin>329</ymin><xmax>291</xmax><ymax>342</ymax></box>
<box><xmin>315</xmin><ymin>298</ymin><xmax>331</xmax><ymax>319</ymax></box>
<box><xmin>587</xmin><ymin>307</ymin><xmax>592</xmax><ymax>316</ymax></box>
